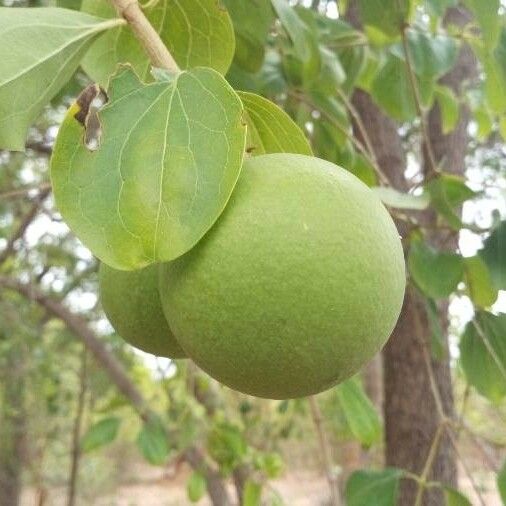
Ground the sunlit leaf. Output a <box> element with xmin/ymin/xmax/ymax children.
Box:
<box><xmin>435</xmin><ymin>85</ymin><xmax>460</xmax><ymax>134</ymax></box>
<box><xmin>238</xmin><ymin>92</ymin><xmax>312</xmax><ymax>156</ymax></box>
<box><xmin>345</xmin><ymin>468</ymin><xmax>402</xmax><ymax>506</ymax></box>
<box><xmin>0</xmin><ymin>7</ymin><xmax>122</xmax><ymax>151</ymax></box>
<box><xmin>336</xmin><ymin>377</ymin><xmax>382</xmax><ymax>447</ymax></box>
<box><xmin>187</xmin><ymin>471</ymin><xmax>206</xmax><ymax>503</ymax></box>
<box><xmin>81</xmin><ymin>416</ymin><xmax>121</xmax><ymax>452</ymax></box>
<box><xmin>372</xmin><ymin>187</ymin><xmax>430</xmax><ymax>210</ymax></box>
<box><xmin>463</xmin><ymin>0</ymin><xmax>500</xmax><ymax>48</ymax></box>
<box><xmin>81</xmin><ymin>0</ymin><xmax>235</xmax><ymax>84</ymax></box>
<box><xmin>463</xmin><ymin>256</ymin><xmax>498</xmax><ymax>308</ymax></box>
<box><xmin>51</xmin><ymin>66</ymin><xmax>246</xmax><ymax>270</ymax></box>
<box><xmin>460</xmin><ymin>312</ymin><xmax>506</xmax><ymax>403</ymax></box>
<box><xmin>480</xmin><ymin>221</ymin><xmax>506</xmax><ymax>290</ymax></box>
<box><xmin>243</xmin><ymin>481</ymin><xmax>262</xmax><ymax>506</ymax></box>
<box><xmin>444</xmin><ymin>487</ymin><xmax>472</xmax><ymax>506</ymax></box>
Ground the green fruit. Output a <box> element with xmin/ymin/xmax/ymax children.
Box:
<box><xmin>99</xmin><ymin>263</ymin><xmax>186</xmax><ymax>358</ymax></box>
<box><xmin>160</xmin><ymin>154</ymin><xmax>405</xmax><ymax>398</ymax></box>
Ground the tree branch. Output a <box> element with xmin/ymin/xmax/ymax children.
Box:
<box><xmin>109</xmin><ymin>0</ymin><xmax>180</xmax><ymax>73</ymax></box>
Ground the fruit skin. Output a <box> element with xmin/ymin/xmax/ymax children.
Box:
<box><xmin>99</xmin><ymin>263</ymin><xmax>186</xmax><ymax>358</ymax></box>
<box><xmin>160</xmin><ymin>154</ymin><xmax>405</xmax><ymax>399</ymax></box>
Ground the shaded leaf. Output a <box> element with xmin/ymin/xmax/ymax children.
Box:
<box><xmin>372</xmin><ymin>187</ymin><xmax>430</xmax><ymax>210</ymax></box>
<box><xmin>480</xmin><ymin>221</ymin><xmax>506</xmax><ymax>290</ymax></box>
<box><xmin>137</xmin><ymin>418</ymin><xmax>169</xmax><ymax>466</ymax></box>
<box><xmin>336</xmin><ymin>377</ymin><xmax>382</xmax><ymax>447</ymax></box>
<box><xmin>187</xmin><ymin>471</ymin><xmax>206</xmax><ymax>503</ymax></box>
<box><xmin>425</xmin><ymin>0</ymin><xmax>457</xmax><ymax>16</ymax></box>
<box><xmin>51</xmin><ymin>66</ymin><xmax>246</xmax><ymax>270</ymax></box>
<box><xmin>444</xmin><ymin>487</ymin><xmax>472</xmax><ymax>506</ymax></box>
<box><xmin>463</xmin><ymin>0</ymin><xmax>500</xmax><ymax>48</ymax></box>
<box><xmin>243</xmin><ymin>481</ymin><xmax>262</xmax><ymax>506</ymax></box>
<box><xmin>81</xmin><ymin>417</ymin><xmax>121</xmax><ymax>452</ymax></box>
<box><xmin>425</xmin><ymin>297</ymin><xmax>445</xmax><ymax>360</ymax></box>
<box><xmin>0</xmin><ymin>7</ymin><xmax>121</xmax><ymax>151</ymax></box>
<box><xmin>238</xmin><ymin>92</ymin><xmax>311</xmax><ymax>156</ymax></box>
<box><xmin>408</xmin><ymin>239</ymin><xmax>464</xmax><ymax>299</ymax></box>
<box><xmin>358</xmin><ymin>0</ymin><xmax>409</xmax><ymax>38</ymax></box>
<box><xmin>460</xmin><ymin>312</ymin><xmax>506</xmax><ymax>403</ymax></box>
<box><xmin>463</xmin><ymin>256</ymin><xmax>498</xmax><ymax>308</ymax></box>
<box><xmin>207</xmin><ymin>422</ymin><xmax>248</xmax><ymax>474</ymax></box>
<box><xmin>345</xmin><ymin>468</ymin><xmax>402</xmax><ymax>506</ymax></box>
<box><xmin>81</xmin><ymin>0</ymin><xmax>235</xmax><ymax>84</ymax></box>
<box><xmin>435</xmin><ymin>85</ymin><xmax>459</xmax><ymax>134</ymax></box>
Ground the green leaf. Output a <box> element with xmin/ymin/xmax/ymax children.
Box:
<box><xmin>444</xmin><ymin>487</ymin><xmax>472</xmax><ymax>506</ymax></box>
<box><xmin>425</xmin><ymin>297</ymin><xmax>445</xmax><ymax>360</ymax></box>
<box><xmin>435</xmin><ymin>85</ymin><xmax>460</xmax><ymax>134</ymax></box>
<box><xmin>480</xmin><ymin>221</ymin><xmax>506</xmax><ymax>290</ymax></box>
<box><xmin>336</xmin><ymin>377</ymin><xmax>382</xmax><ymax>447</ymax></box>
<box><xmin>81</xmin><ymin>0</ymin><xmax>235</xmax><ymax>84</ymax></box>
<box><xmin>463</xmin><ymin>0</ymin><xmax>500</xmax><ymax>49</ymax></box>
<box><xmin>463</xmin><ymin>256</ymin><xmax>498</xmax><ymax>308</ymax></box>
<box><xmin>81</xmin><ymin>417</ymin><xmax>121</xmax><ymax>452</ymax></box>
<box><xmin>222</xmin><ymin>0</ymin><xmax>274</xmax><ymax>73</ymax></box>
<box><xmin>460</xmin><ymin>312</ymin><xmax>506</xmax><ymax>403</ymax></box>
<box><xmin>408</xmin><ymin>239</ymin><xmax>464</xmax><ymax>299</ymax></box>
<box><xmin>498</xmin><ymin>458</ymin><xmax>506</xmax><ymax>504</ymax></box>
<box><xmin>207</xmin><ymin>422</ymin><xmax>248</xmax><ymax>474</ymax></box>
<box><xmin>358</xmin><ymin>0</ymin><xmax>410</xmax><ymax>38</ymax></box>
<box><xmin>51</xmin><ymin>66</ymin><xmax>246</xmax><ymax>270</ymax></box>
<box><xmin>187</xmin><ymin>471</ymin><xmax>206</xmax><ymax>503</ymax></box>
<box><xmin>238</xmin><ymin>92</ymin><xmax>311</xmax><ymax>156</ymax></box>
<box><xmin>345</xmin><ymin>468</ymin><xmax>402</xmax><ymax>506</ymax></box>
<box><xmin>372</xmin><ymin>187</ymin><xmax>430</xmax><ymax>210</ymax></box>
<box><xmin>137</xmin><ymin>418</ymin><xmax>169</xmax><ymax>466</ymax></box>
<box><xmin>255</xmin><ymin>452</ymin><xmax>284</xmax><ymax>479</ymax></box>
<box><xmin>243</xmin><ymin>481</ymin><xmax>262</xmax><ymax>506</ymax></box>
<box><xmin>0</xmin><ymin>7</ymin><xmax>122</xmax><ymax>151</ymax></box>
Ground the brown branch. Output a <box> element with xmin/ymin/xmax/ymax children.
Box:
<box><xmin>109</xmin><ymin>0</ymin><xmax>180</xmax><ymax>73</ymax></box>
<box><xmin>308</xmin><ymin>396</ymin><xmax>341</xmax><ymax>506</ymax></box>
<box><xmin>0</xmin><ymin>182</ymin><xmax>51</xmax><ymax>201</ymax></box>
<box><xmin>0</xmin><ymin>188</ymin><xmax>51</xmax><ymax>266</ymax></box>
<box><xmin>0</xmin><ymin>276</ymin><xmax>149</xmax><ymax>420</ymax></box>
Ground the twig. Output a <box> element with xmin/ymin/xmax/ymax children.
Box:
<box><xmin>308</xmin><ymin>396</ymin><xmax>341</xmax><ymax>506</ymax></box>
<box><xmin>0</xmin><ymin>182</ymin><xmax>51</xmax><ymax>200</ymax></box>
<box><xmin>109</xmin><ymin>0</ymin><xmax>180</xmax><ymax>73</ymax></box>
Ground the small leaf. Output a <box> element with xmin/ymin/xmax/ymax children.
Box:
<box><xmin>81</xmin><ymin>0</ymin><xmax>235</xmax><ymax>84</ymax></box>
<box><xmin>336</xmin><ymin>377</ymin><xmax>382</xmax><ymax>447</ymax></box>
<box><xmin>238</xmin><ymin>92</ymin><xmax>312</xmax><ymax>156</ymax></box>
<box><xmin>372</xmin><ymin>187</ymin><xmax>430</xmax><ymax>210</ymax></box>
<box><xmin>435</xmin><ymin>85</ymin><xmax>460</xmax><ymax>134</ymax></box>
<box><xmin>51</xmin><ymin>66</ymin><xmax>246</xmax><ymax>270</ymax></box>
<box><xmin>0</xmin><ymin>7</ymin><xmax>122</xmax><ymax>151</ymax></box>
<box><xmin>408</xmin><ymin>239</ymin><xmax>464</xmax><ymax>299</ymax></box>
<box><xmin>81</xmin><ymin>417</ymin><xmax>121</xmax><ymax>452</ymax></box>
<box><xmin>460</xmin><ymin>312</ymin><xmax>506</xmax><ymax>403</ymax></box>
<box><xmin>444</xmin><ymin>487</ymin><xmax>472</xmax><ymax>506</ymax></box>
<box><xmin>463</xmin><ymin>256</ymin><xmax>498</xmax><ymax>308</ymax></box>
<box><xmin>207</xmin><ymin>422</ymin><xmax>248</xmax><ymax>473</ymax></box>
<box><xmin>479</xmin><ymin>221</ymin><xmax>506</xmax><ymax>290</ymax></box>
<box><xmin>358</xmin><ymin>0</ymin><xmax>409</xmax><ymax>38</ymax></box>
<box><xmin>255</xmin><ymin>452</ymin><xmax>284</xmax><ymax>479</ymax></box>
<box><xmin>345</xmin><ymin>468</ymin><xmax>402</xmax><ymax>506</ymax></box>
<box><xmin>187</xmin><ymin>471</ymin><xmax>206</xmax><ymax>503</ymax></box>
<box><xmin>243</xmin><ymin>481</ymin><xmax>262</xmax><ymax>506</ymax></box>
<box><xmin>498</xmin><ymin>458</ymin><xmax>506</xmax><ymax>504</ymax></box>
<box><xmin>222</xmin><ymin>0</ymin><xmax>274</xmax><ymax>73</ymax></box>
<box><xmin>137</xmin><ymin>418</ymin><xmax>169</xmax><ymax>466</ymax></box>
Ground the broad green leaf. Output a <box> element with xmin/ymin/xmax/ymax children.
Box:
<box><xmin>480</xmin><ymin>221</ymin><xmax>506</xmax><ymax>290</ymax></box>
<box><xmin>372</xmin><ymin>187</ymin><xmax>430</xmax><ymax>210</ymax></box>
<box><xmin>222</xmin><ymin>0</ymin><xmax>274</xmax><ymax>73</ymax></box>
<box><xmin>187</xmin><ymin>471</ymin><xmax>206</xmax><ymax>503</ymax></box>
<box><xmin>0</xmin><ymin>7</ymin><xmax>122</xmax><ymax>151</ymax></box>
<box><xmin>358</xmin><ymin>0</ymin><xmax>410</xmax><ymax>38</ymax></box>
<box><xmin>271</xmin><ymin>0</ymin><xmax>320</xmax><ymax>84</ymax></box>
<box><xmin>425</xmin><ymin>174</ymin><xmax>476</xmax><ymax>230</ymax></box>
<box><xmin>336</xmin><ymin>377</ymin><xmax>382</xmax><ymax>447</ymax></box>
<box><xmin>444</xmin><ymin>487</ymin><xmax>472</xmax><ymax>506</ymax></box>
<box><xmin>81</xmin><ymin>0</ymin><xmax>235</xmax><ymax>84</ymax></box>
<box><xmin>207</xmin><ymin>422</ymin><xmax>248</xmax><ymax>474</ymax></box>
<box><xmin>463</xmin><ymin>0</ymin><xmax>500</xmax><ymax>49</ymax></box>
<box><xmin>460</xmin><ymin>312</ymin><xmax>506</xmax><ymax>402</ymax></box>
<box><xmin>51</xmin><ymin>66</ymin><xmax>246</xmax><ymax>270</ymax></box>
<box><xmin>463</xmin><ymin>256</ymin><xmax>498</xmax><ymax>308</ymax></box>
<box><xmin>243</xmin><ymin>481</ymin><xmax>262</xmax><ymax>506</ymax></box>
<box><xmin>81</xmin><ymin>417</ymin><xmax>121</xmax><ymax>452</ymax></box>
<box><xmin>408</xmin><ymin>239</ymin><xmax>464</xmax><ymax>299</ymax></box>
<box><xmin>345</xmin><ymin>468</ymin><xmax>402</xmax><ymax>506</ymax></box>
<box><xmin>238</xmin><ymin>92</ymin><xmax>311</xmax><ymax>156</ymax></box>
<box><xmin>435</xmin><ymin>85</ymin><xmax>459</xmax><ymax>134</ymax></box>
<box><xmin>498</xmin><ymin>458</ymin><xmax>506</xmax><ymax>504</ymax></box>
<box><xmin>137</xmin><ymin>418</ymin><xmax>169</xmax><ymax>466</ymax></box>
<box><xmin>254</xmin><ymin>452</ymin><xmax>284</xmax><ymax>479</ymax></box>
<box><xmin>474</xmin><ymin>105</ymin><xmax>494</xmax><ymax>141</ymax></box>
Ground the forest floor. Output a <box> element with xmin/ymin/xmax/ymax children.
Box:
<box><xmin>21</xmin><ymin>462</ymin><xmax>501</xmax><ymax>505</ymax></box>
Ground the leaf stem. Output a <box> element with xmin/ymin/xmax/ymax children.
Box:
<box><xmin>109</xmin><ymin>0</ymin><xmax>180</xmax><ymax>73</ymax></box>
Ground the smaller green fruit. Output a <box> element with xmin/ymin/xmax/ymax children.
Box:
<box><xmin>99</xmin><ymin>263</ymin><xmax>185</xmax><ymax>358</ymax></box>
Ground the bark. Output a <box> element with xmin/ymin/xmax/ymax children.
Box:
<box><xmin>347</xmin><ymin>5</ymin><xmax>476</xmax><ymax>504</ymax></box>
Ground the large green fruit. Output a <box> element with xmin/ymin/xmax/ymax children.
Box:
<box><xmin>160</xmin><ymin>154</ymin><xmax>405</xmax><ymax>398</ymax></box>
<box><xmin>99</xmin><ymin>263</ymin><xmax>186</xmax><ymax>358</ymax></box>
